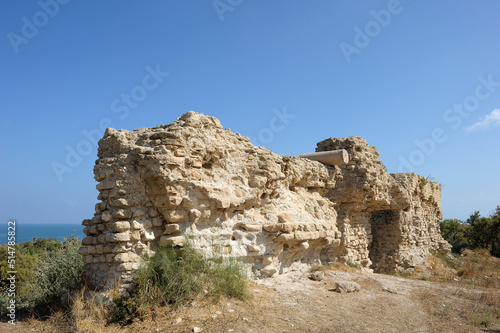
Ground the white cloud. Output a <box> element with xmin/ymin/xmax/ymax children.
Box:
<box><xmin>465</xmin><ymin>109</ymin><xmax>500</xmax><ymax>132</ymax></box>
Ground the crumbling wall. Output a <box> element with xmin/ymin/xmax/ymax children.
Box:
<box><xmin>314</xmin><ymin>137</ymin><xmax>450</xmax><ymax>272</ymax></box>
<box><xmin>78</xmin><ymin>111</ymin><xmax>450</xmax><ymax>291</ymax></box>
<box><xmin>369</xmin><ymin>173</ymin><xmax>451</xmax><ymax>272</ymax></box>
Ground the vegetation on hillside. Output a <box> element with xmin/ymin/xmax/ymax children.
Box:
<box><xmin>0</xmin><ymin>236</ymin><xmax>83</xmax><ymax>316</ymax></box>
<box><xmin>440</xmin><ymin>205</ymin><xmax>500</xmax><ymax>257</ymax></box>
<box><xmin>0</xmin><ymin>235</ymin><xmax>248</xmax><ymax>330</ymax></box>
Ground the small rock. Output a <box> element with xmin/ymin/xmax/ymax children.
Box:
<box><xmin>172</xmin><ymin>317</ymin><xmax>182</xmax><ymax>325</ymax></box>
<box><xmin>193</xmin><ymin>327</ymin><xmax>202</xmax><ymax>333</ymax></box>
<box><xmin>309</xmin><ymin>271</ymin><xmax>324</xmax><ymax>281</ymax></box>
<box><xmin>382</xmin><ymin>286</ymin><xmax>397</xmax><ymax>294</ymax></box>
<box><xmin>335</xmin><ymin>281</ymin><xmax>361</xmax><ymax>293</ymax></box>
<box><xmin>242</xmin><ymin>317</ymin><xmax>249</xmax><ymax>321</ymax></box>
<box><xmin>261</xmin><ymin>266</ymin><xmax>277</xmax><ymax>277</ymax></box>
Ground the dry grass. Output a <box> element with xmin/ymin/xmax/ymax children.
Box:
<box><xmin>411</xmin><ymin>250</ymin><xmax>500</xmax><ymax>329</ymax></box>
<box><xmin>71</xmin><ymin>288</ymin><xmax>112</xmax><ymax>333</ymax></box>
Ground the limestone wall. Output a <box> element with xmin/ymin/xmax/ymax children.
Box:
<box><xmin>78</xmin><ymin>111</ymin><xmax>450</xmax><ymax>291</ymax></box>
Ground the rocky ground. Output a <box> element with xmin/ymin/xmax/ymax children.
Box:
<box><xmin>3</xmin><ymin>264</ymin><xmax>499</xmax><ymax>333</ymax></box>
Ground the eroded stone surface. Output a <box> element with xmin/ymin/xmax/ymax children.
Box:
<box><xmin>79</xmin><ymin>111</ymin><xmax>450</xmax><ymax>291</ymax></box>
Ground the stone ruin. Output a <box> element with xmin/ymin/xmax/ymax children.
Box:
<box><xmin>78</xmin><ymin>111</ymin><xmax>451</xmax><ymax>291</ymax></box>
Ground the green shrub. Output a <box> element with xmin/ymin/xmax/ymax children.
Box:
<box><xmin>440</xmin><ymin>219</ymin><xmax>469</xmax><ymax>253</ymax></box>
<box><xmin>0</xmin><ymin>236</ymin><xmax>83</xmax><ymax>314</ymax></box>
<box><xmin>440</xmin><ymin>206</ymin><xmax>500</xmax><ymax>258</ymax></box>
<box><xmin>211</xmin><ymin>257</ymin><xmax>248</xmax><ymax>301</ymax></box>
<box><xmin>346</xmin><ymin>258</ymin><xmax>361</xmax><ymax>270</ymax></box>
<box><xmin>31</xmin><ymin>236</ymin><xmax>84</xmax><ymax>305</ymax></box>
<box><xmin>112</xmin><ymin>241</ymin><xmax>248</xmax><ymax>323</ymax></box>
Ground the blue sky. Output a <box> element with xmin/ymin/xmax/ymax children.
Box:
<box><xmin>1</xmin><ymin>0</ymin><xmax>499</xmax><ymax>225</ymax></box>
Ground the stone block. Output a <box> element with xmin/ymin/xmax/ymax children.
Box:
<box><xmin>112</xmin><ymin>221</ymin><xmax>131</xmax><ymax>232</ymax></box>
<box><xmin>275</xmin><ymin>234</ymin><xmax>295</xmax><ymax>242</ymax></box>
<box><xmin>335</xmin><ymin>281</ymin><xmax>361</xmax><ymax>293</ymax></box>
<box><xmin>164</xmin><ymin>209</ymin><xmax>188</xmax><ymax>223</ymax></box>
<box><xmin>130</xmin><ymin>220</ymin><xmax>142</xmax><ymax>229</ymax></box>
<box><xmin>247</xmin><ymin>244</ymin><xmax>260</xmax><ymax>252</ymax></box>
<box><xmin>159</xmin><ymin>235</ymin><xmax>184</xmax><ymax>247</ymax></box>
<box><xmin>163</xmin><ymin>224</ymin><xmax>181</xmax><ymax>235</ymax></box>
<box><xmin>117</xmin><ymin>262</ymin><xmax>140</xmax><ymax>272</ymax></box>
<box><xmin>114</xmin><ymin>209</ymin><xmax>132</xmax><ymax>219</ymax></box>
<box><xmin>132</xmin><ymin>207</ymin><xmax>147</xmax><ymax>218</ymax></box>
<box><xmin>278</xmin><ymin>213</ymin><xmax>293</xmax><ymax>223</ymax></box>
<box><xmin>107</xmin><ymin>232</ymin><xmax>130</xmax><ymax>242</ymax></box>
<box><xmin>96</xmin><ymin>179</ymin><xmax>116</xmax><ymax>190</ymax></box>
<box><xmin>189</xmin><ymin>209</ymin><xmax>201</xmax><ymax>221</ymax></box>
<box><xmin>111</xmin><ymin>198</ymin><xmax>132</xmax><ymax>207</ymax></box>
<box><xmin>243</xmin><ymin>224</ymin><xmax>262</xmax><ymax>232</ymax></box>
<box><xmin>130</xmin><ymin>231</ymin><xmax>141</xmax><ymax>241</ymax></box>
<box><xmin>152</xmin><ymin>216</ymin><xmax>164</xmax><ymax>226</ymax></box>
<box><xmin>148</xmin><ymin>207</ymin><xmax>159</xmax><ymax>217</ymax></box>
<box><xmin>141</xmin><ymin>231</ymin><xmax>156</xmax><ymax>241</ymax></box>
<box><xmin>263</xmin><ymin>224</ymin><xmax>282</xmax><ymax>233</ymax></box>
<box><xmin>260</xmin><ymin>266</ymin><xmax>277</xmax><ymax>277</ymax></box>
<box><xmin>96</xmin><ymin>245</ymin><xmax>104</xmax><ymax>254</ymax></box>
<box><xmin>101</xmin><ymin>211</ymin><xmax>113</xmax><ymax>222</ymax></box>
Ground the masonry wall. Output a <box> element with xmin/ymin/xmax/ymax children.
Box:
<box><xmin>78</xmin><ymin>112</ymin><xmax>451</xmax><ymax>291</ymax></box>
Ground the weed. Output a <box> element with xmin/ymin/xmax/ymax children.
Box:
<box><xmin>432</xmin><ymin>303</ymin><xmax>451</xmax><ymax>318</ymax></box>
<box><xmin>437</xmin><ymin>252</ymin><xmax>462</xmax><ymax>270</ymax></box>
<box><xmin>418</xmin><ymin>177</ymin><xmax>428</xmax><ymax>189</ymax></box>
<box><xmin>111</xmin><ymin>241</ymin><xmax>248</xmax><ymax>323</ymax></box>
<box><xmin>71</xmin><ymin>288</ymin><xmax>111</xmax><ymax>332</ymax></box>
<box><xmin>469</xmin><ymin>307</ymin><xmax>497</xmax><ymax>328</ymax></box>
<box><xmin>346</xmin><ymin>258</ymin><xmax>361</xmax><ymax>270</ymax></box>
<box><xmin>0</xmin><ymin>236</ymin><xmax>83</xmax><ymax>315</ymax></box>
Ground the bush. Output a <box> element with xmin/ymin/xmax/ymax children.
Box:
<box><xmin>31</xmin><ymin>236</ymin><xmax>84</xmax><ymax>305</ymax></box>
<box><xmin>346</xmin><ymin>258</ymin><xmax>361</xmax><ymax>270</ymax></box>
<box><xmin>0</xmin><ymin>236</ymin><xmax>83</xmax><ymax>315</ymax></box>
<box><xmin>440</xmin><ymin>205</ymin><xmax>500</xmax><ymax>258</ymax></box>
<box><xmin>112</xmin><ymin>241</ymin><xmax>248</xmax><ymax>323</ymax></box>
<box><xmin>439</xmin><ymin>219</ymin><xmax>468</xmax><ymax>253</ymax></box>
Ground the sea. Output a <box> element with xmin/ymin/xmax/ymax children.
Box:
<box><xmin>0</xmin><ymin>222</ymin><xmax>85</xmax><ymax>245</ymax></box>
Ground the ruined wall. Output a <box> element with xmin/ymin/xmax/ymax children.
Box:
<box><xmin>370</xmin><ymin>173</ymin><xmax>451</xmax><ymax>272</ymax></box>
<box><xmin>314</xmin><ymin>137</ymin><xmax>450</xmax><ymax>272</ymax></box>
<box><xmin>78</xmin><ymin>111</ymin><xmax>450</xmax><ymax>291</ymax></box>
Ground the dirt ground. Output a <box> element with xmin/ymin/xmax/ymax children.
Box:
<box><xmin>3</xmin><ymin>265</ymin><xmax>499</xmax><ymax>333</ymax></box>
